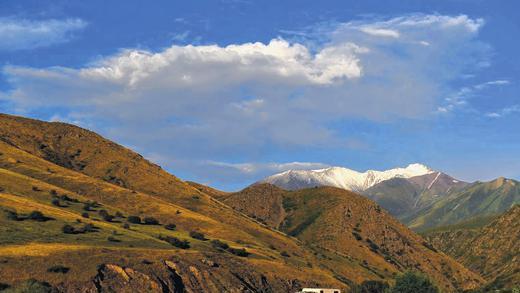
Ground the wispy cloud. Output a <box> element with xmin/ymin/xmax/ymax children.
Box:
<box><xmin>0</xmin><ymin>17</ymin><xmax>87</xmax><ymax>51</ymax></box>
<box><xmin>486</xmin><ymin>104</ymin><xmax>520</xmax><ymax>118</ymax></box>
<box><xmin>436</xmin><ymin>79</ymin><xmax>510</xmax><ymax>114</ymax></box>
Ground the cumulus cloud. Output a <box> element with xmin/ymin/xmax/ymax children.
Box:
<box><xmin>0</xmin><ymin>17</ymin><xmax>87</xmax><ymax>51</ymax></box>
<box><xmin>1</xmin><ymin>14</ymin><xmax>491</xmax><ymax>186</ymax></box>
<box><xmin>486</xmin><ymin>104</ymin><xmax>520</xmax><ymax>118</ymax></box>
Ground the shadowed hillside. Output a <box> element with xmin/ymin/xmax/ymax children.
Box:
<box><xmin>425</xmin><ymin>205</ymin><xmax>520</xmax><ymax>290</ymax></box>
<box><xmin>205</xmin><ymin>183</ymin><xmax>484</xmax><ymax>292</ymax></box>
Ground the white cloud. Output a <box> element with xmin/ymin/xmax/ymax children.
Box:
<box><xmin>206</xmin><ymin>161</ymin><xmax>329</xmax><ymax>174</ymax></box>
<box><xmin>0</xmin><ymin>17</ymin><xmax>87</xmax><ymax>51</ymax></box>
<box><xmin>1</xmin><ymin>14</ymin><xmax>490</xmax><ymax>185</ymax></box>
<box><xmin>359</xmin><ymin>27</ymin><xmax>400</xmax><ymax>38</ymax></box>
<box><xmin>486</xmin><ymin>104</ymin><xmax>520</xmax><ymax>118</ymax></box>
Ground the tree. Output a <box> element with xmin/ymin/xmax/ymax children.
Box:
<box><xmin>390</xmin><ymin>272</ymin><xmax>439</xmax><ymax>293</ymax></box>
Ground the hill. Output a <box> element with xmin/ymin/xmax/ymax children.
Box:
<box><xmin>405</xmin><ymin>177</ymin><xmax>520</xmax><ymax>231</ymax></box>
<box><xmin>364</xmin><ymin>172</ymin><xmax>468</xmax><ymax>220</ymax></box>
<box><xmin>0</xmin><ymin>114</ymin><xmax>349</xmax><ymax>292</ymax></box>
<box><xmin>213</xmin><ymin>183</ymin><xmax>484</xmax><ymax>292</ymax></box>
<box><xmin>424</xmin><ymin>205</ymin><xmax>520</xmax><ymax>290</ymax></box>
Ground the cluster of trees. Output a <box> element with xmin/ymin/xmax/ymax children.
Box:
<box><xmin>352</xmin><ymin>272</ymin><xmax>439</xmax><ymax>293</ymax></box>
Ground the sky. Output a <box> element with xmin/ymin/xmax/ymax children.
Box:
<box><xmin>1</xmin><ymin>0</ymin><xmax>519</xmax><ymax>191</ymax></box>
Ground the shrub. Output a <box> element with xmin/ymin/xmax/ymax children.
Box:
<box><xmin>123</xmin><ymin>223</ymin><xmax>130</xmax><ymax>229</ymax></box>
<box><xmin>127</xmin><ymin>215</ymin><xmax>141</xmax><ymax>224</ymax></box>
<box><xmin>49</xmin><ymin>190</ymin><xmax>58</xmax><ymax>196</ymax></box>
<box><xmin>164</xmin><ymin>223</ymin><xmax>176</xmax><ymax>231</ymax></box>
<box><xmin>107</xmin><ymin>236</ymin><xmax>121</xmax><ymax>242</ymax></box>
<box><xmin>143</xmin><ymin>217</ymin><xmax>160</xmax><ymax>225</ymax></box>
<box><xmin>4</xmin><ymin>279</ymin><xmax>52</xmax><ymax>293</ymax></box>
<box><xmin>79</xmin><ymin>223</ymin><xmax>96</xmax><ymax>233</ymax></box>
<box><xmin>280</xmin><ymin>251</ymin><xmax>290</xmax><ymax>258</ymax></box>
<box><xmin>28</xmin><ymin>211</ymin><xmax>51</xmax><ymax>222</ymax></box>
<box><xmin>102</xmin><ymin>214</ymin><xmax>115</xmax><ymax>222</ymax></box>
<box><xmin>159</xmin><ymin>235</ymin><xmax>190</xmax><ymax>249</ymax></box>
<box><xmin>210</xmin><ymin>239</ymin><xmax>229</xmax><ymax>250</ymax></box>
<box><xmin>0</xmin><ymin>283</ymin><xmax>9</xmax><ymax>290</ymax></box>
<box><xmin>60</xmin><ymin>194</ymin><xmax>79</xmax><ymax>203</ymax></box>
<box><xmin>51</xmin><ymin>198</ymin><xmax>61</xmax><ymax>207</ymax></box>
<box><xmin>228</xmin><ymin>247</ymin><xmax>249</xmax><ymax>257</ymax></box>
<box><xmin>189</xmin><ymin>231</ymin><xmax>207</xmax><ymax>241</ymax></box>
<box><xmin>5</xmin><ymin>210</ymin><xmax>20</xmax><ymax>221</ymax></box>
<box><xmin>353</xmin><ymin>280</ymin><xmax>389</xmax><ymax>293</ymax></box>
<box><xmin>32</xmin><ymin>186</ymin><xmax>42</xmax><ymax>192</ymax></box>
<box><xmin>62</xmin><ymin>224</ymin><xmax>76</xmax><ymax>234</ymax></box>
<box><xmin>81</xmin><ymin>212</ymin><xmax>89</xmax><ymax>218</ymax></box>
<box><xmin>115</xmin><ymin>211</ymin><xmax>124</xmax><ymax>218</ymax></box>
<box><xmin>47</xmin><ymin>265</ymin><xmax>70</xmax><ymax>274</ymax></box>
<box><xmin>390</xmin><ymin>271</ymin><xmax>439</xmax><ymax>293</ymax></box>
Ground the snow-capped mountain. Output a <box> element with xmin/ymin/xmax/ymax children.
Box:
<box><xmin>260</xmin><ymin>163</ymin><xmax>435</xmax><ymax>192</ymax></box>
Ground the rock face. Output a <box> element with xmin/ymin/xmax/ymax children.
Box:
<box><xmin>425</xmin><ymin>205</ymin><xmax>520</xmax><ymax>290</ymax></box>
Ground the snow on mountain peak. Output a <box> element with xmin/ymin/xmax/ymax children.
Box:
<box><xmin>261</xmin><ymin>163</ymin><xmax>435</xmax><ymax>191</ymax></box>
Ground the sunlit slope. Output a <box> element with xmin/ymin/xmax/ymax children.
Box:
<box><xmin>0</xmin><ymin>138</ymin><xmax>346</xmax><ymax>291</ymax></box>
<box><xmin>425</xmin><ymin>205</ymin><xmax>520</xmax><ymax>290</ymax></box>
<box><xmin>218</xmin><ymin>183</ymin><xmax>484</xmax><ymax>292</ymax></box>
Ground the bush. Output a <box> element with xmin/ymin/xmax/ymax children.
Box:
<box><xmin>5</xmin><ymin>210</ymin><xmax>20</xmax><ymax>221</ymax></box>
<box><xmin>0</xmin><ymin>283</ymin><xmax>9</xmax><ymax>290</ymax></box>
<box><xmin>390</xmin><ymin>272</ymin><xmax>439</xmax><ymax>293</ymax></box>
<box><xmin>107</xmin><ymin>236</ymin><xmax>121</xmax><ymax>242</ymax></box>
<box><xmin>62</xmin><ymin>224</ymin><xmax>76</xmax><ymax>234</ymax></box>
<box><xmin>60</xmin><ymin>194</ymin><xmax>79</xmax><ymax>203</ymax></box>
<box><xmin>228</xmin><ymin>247</ymin><xmax>250</xmax><ymax>257</ymax></box>
<box><xmin>143</xmin><ymin>217</ymin><xmax>160</xmax><ymax>225</ymax></box>
<box><xmin>189</xmin><ymin>231</ymin><xmax>207</xmax><ymax>241</ymax></box>
<box><xmin>79</xmin><ymin>223</ymin><xmax>96</xmax><ymax>233</ymax></box>
<box><xmin>3</xmin><ymin>279</ymin><xmax>52</xmax><ymax>293</ymax></box>
<box><xmin>352</xmin><ymin>231</ymin><xmax>363</xmax><ymax>241</ymax></box>
<box><xmin>159</xmin><ymin>235</ymin><xmax>190</xmax><ymax>249</ymax></box>
<box><xmin>51</xmin><ymin>198</ymin><xmax>61</xmax><ymax>207</ymax></box>
<box><xmin>164</xmin><ymin>223</ymin><xmax>176</xmax><ymax>231</ymax></box>
<box><xmin>280</xmin><ymin>251</ymin><xmax>290</xmax><ymax>258</ymax></box>
<box><xmin>28</xmin><ymin>211</ymin><xmax>51</xmax><ymax>222</ymax></box>
<box><xmin>47</xmin><ymin>265</ymin><xmax>70</xmax><ymax>274</ymax></box>
<box><xmin>102</xmin><ymin>214</ymin><xmax>114</xmax><ymax>222</ymax></box>
<box><xmin>210</xmin><ymin>239</ymin><xmax>229</xmax><ymax>250</ymax></box>
<box><xmin>115</xmin><ymin>211</ymin><xmax>124</xmax><ymax>218</ymax></box>
<box><xmin>123</xmin><ymin>223</ymin><xmax>130</xmax><ymax>229</ymax></box>
<box><xmin>81</xmin><ymin>212</ymin><xmax>89</xmax><ymax>218</ymax></box>
<box><xmin>49</xmin><ymin>190</ymin><xmax>58</xmax><ymax>196</ymax></box>
<box><xmin>353</xmin><ymin>280</ymin><xmax>389</xmax><ymax>293</ymax></box>
<box><xmin>127</xmin><ymin>215</ymin><xmax>141</xmax><ymax>224</ymax></box>
<box><xmin>32</xmin><ymin>186</ymin><xmax>42</xmax><ymax>192</ymax></box>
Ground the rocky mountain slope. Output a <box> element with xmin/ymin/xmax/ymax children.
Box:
<box><xmin>424</xmin><ymin>205</ymin><xmax>520</xmax><ymax>290</ymax></box>
<box><xmin>365</xmin><ymin>172</ymin><xmax>468</xmax><ymax>220</ymax></box>
<box><xmin>260</xmin><ymin>163</ymin><xmax>434</xmax><ymax>192</ymax></box>
<box><xmin>405</xmin><ymin>177</ymin><xmax>520</xmax><ymax>231</ymax></box>
<box><xmin>200</xmin><ymin>183</ymin><xmax>484</xmax><ymax>292</ymax></box>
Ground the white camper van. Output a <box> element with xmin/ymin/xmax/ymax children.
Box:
<box><xmin>297</xmin><ymin>288</ymin><xmax>341</xmax><ymax>293</ymax></box>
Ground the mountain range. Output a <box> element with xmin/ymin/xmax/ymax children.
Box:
<box><xmin>260</xmin><ymin>165</ymin><xmax>519</xmax><ymax>232</ymax></box>
<box><xmin>0</xmin><ymin>113</ymin><xmax>517</xmax><ymax>292</ymax></box>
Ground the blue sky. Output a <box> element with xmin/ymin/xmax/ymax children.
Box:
<box><xmin>1</xmin><ymin>0</ymin><xmax>519</xmax><ymax>190</ymax></box>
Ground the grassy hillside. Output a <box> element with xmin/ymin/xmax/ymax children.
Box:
<box><xmin>406</xmin><ymin>177</ymin><xmax>520</xmax><ymax>231</ymax></box>
<box><xmin>216</xmin><ymin>183</ymin><xmax>484</xmax><ymax>292</ymax></box>
<box><xmin>424</xmin><ymin>205</ymin><xmax>520</xmax><ymax>290</ymax></box>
